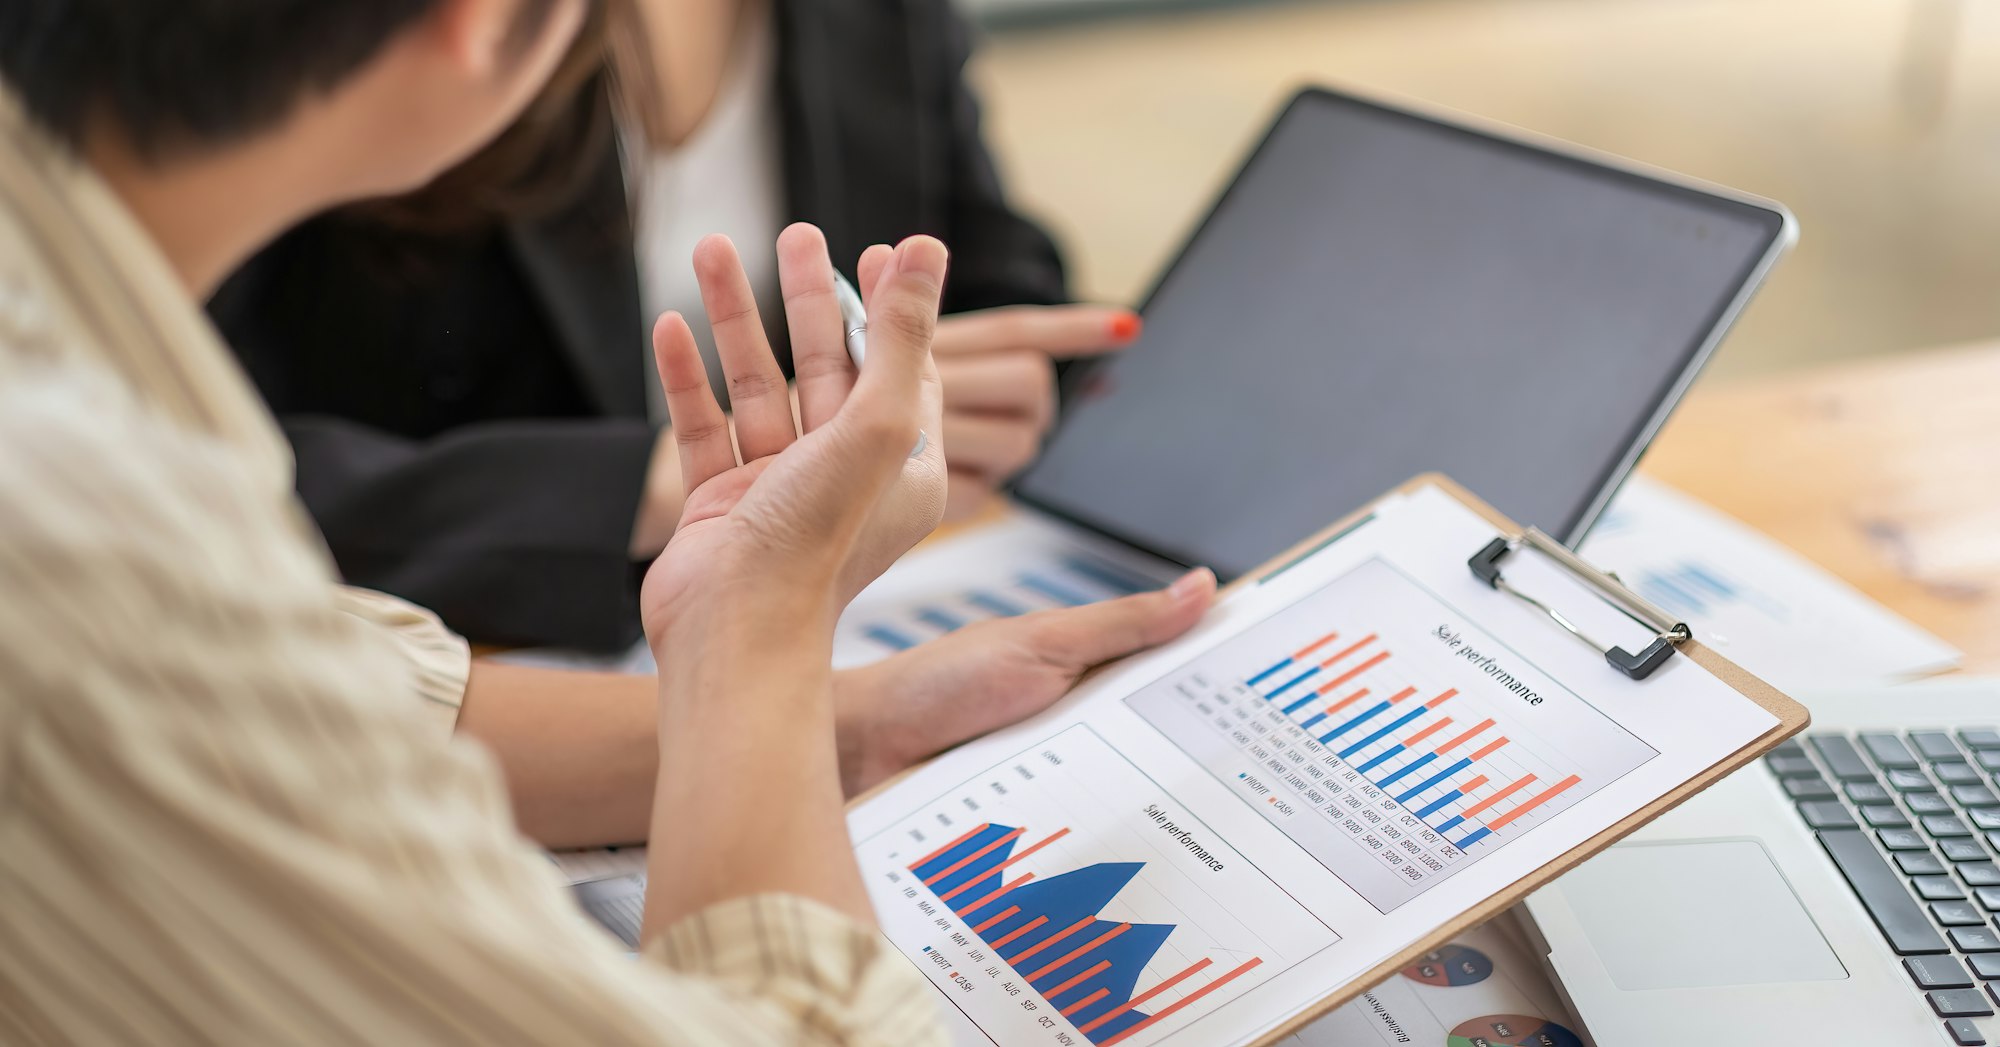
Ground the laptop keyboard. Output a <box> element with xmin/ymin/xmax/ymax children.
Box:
<box><xmin>1771</xmin><ymin>728</ymin><xmax>2000</xmax><ymax>1046</ymax></box>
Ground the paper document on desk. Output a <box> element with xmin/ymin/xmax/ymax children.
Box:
<box><xmin>494</xmin><ymin>514</ymin><xmax>1178</xmax><ymax>675</ymax></box>
<box><xmin>1579</xmin><ymin>476</ymin><xmax>1960</xmax><ymax>692</ymax></box>
<box><xmin>1280</xmin><ymin>911</ymin><xmax>1586</xmax><ymax>1046</ymax></box>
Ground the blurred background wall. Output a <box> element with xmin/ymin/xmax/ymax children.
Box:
<box><xmin>962</xmin><ymin>0</ymin><xmax>2000</xmax><ymax>377</ymax></box>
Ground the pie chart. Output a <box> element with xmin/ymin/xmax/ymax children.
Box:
<box><xmin>1402</xmin><ymin>944</ymin><xmax>1494</xmax><ymax>987</ymax></box>
<box><xmin>1446</xmin><ymin>1013</ymin><xmax>1584</xmax><ymax>1047</ymax></box>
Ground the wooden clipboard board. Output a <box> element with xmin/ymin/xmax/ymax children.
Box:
<box><xmin>1237</xmin><ymin>473</ymin><xmax>1808</xmax><ymax>1044</ymax></box>
<box><xmin>850</xmin><ymin>472</ymin><xmax>1807</xmax><ymax>1045</ymax></box>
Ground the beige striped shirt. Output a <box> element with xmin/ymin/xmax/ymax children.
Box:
<box><xmin>0</xmin><ymin>91</ymin><xmax>942</xmax><ymax>1045</ymax></box>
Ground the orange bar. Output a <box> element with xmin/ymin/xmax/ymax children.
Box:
<box><xmin>1384</xmin><ymin>685</ymin><xmax>1421</xmax><ymax>705</ymax></box>
<box><xmin>1433</xmin><ymin>718</ymin><xmax>1496</xmax><ymax>754</ymax></box>
<box><xmin>1075</xmin><ymin>958</ymin><xmax>1212</xmax><ymax>1035</ymax></box>
<box><xmin>1468</xmin><ymin>736</ymin><xmax>1510</xmax><ymax>762</ymax></box>
<box><xmin>1460</xmin><ymin>774</ymin><xmax>1538</xmax><ymax>819</ymax></box>
<box><xmin>1292</xmin><ymin>631</ymin><xmax>1340</xmax><ymax>659</ymax></box>
<box><xmin>1099</xmin><ymin>958</ymin><xmax>1265</xmax><ymax>1046</ymax></box>
<box><xmin>939</xmin><ymin>828</ymin><xmax>1068</xmax><ymax>902</ymax></box>
<box><xmin>1316</xmin><ymin>634</ymin><xmax>1377</xmax><ymax>667</ymax></box>
<box><xmin>989</xmin><ymin>915</ymin><xmax>1048</xmax><ymax>950</ymax></box>
<box><xmin>1320</xmin><ymin>651</ymin><xmax>1391</xmax><ymax>691</ymax></box>
<box><xmin>1060</xmin><ymin>987</ymin><xmax>1112</xmax><ymax>1018</ymax></box>
<box><xmin>1006</xmin><ymin>916</ymin><xmax>1095</xmax><ymax>965</ymax></box>
<box><xmin>911</xmin><ymin>823</ymin><xmax>991</xmax><ymax>870</ymax></box>
<box><xmin>956</xmin><ymin>873</ymin><xmax>1033</xmax><ymax>916</ymax></box>
<box><xmin>1458</xmin><ymin>774</ymin><xmax>1489</xmax><ymax>793</ymax></box>
<box><xmin>1487</xmin><ymin>774</ymin><xmax>1583</xmax><ymax>829</ymax></box>
<box><xmin>1043</xmin><ymin>959</ymin><xmax>1112</xmax><ymax>1001</ymax></box>
<box><xmin>924</xmin><ymin>827</ymin><xmax>1025</xmax><ymax>886</ymax></box>
<box><xmin>1424</xmin><ymin>688</ymin><xmax>1459</xmax><ymax>709</ymax></box>
<box><xmin>1401</xmin><ymin>716</ymin><xmax>1453</xmax><ymax>748</ymax></box>
<box><xmin>1028</xmin><ymin>923</ymin><xmax>1131</xmax><ymax>982</ymax></box>
<box><xmin>1318</xmin><ymin>687</ymin><xmax>1370</xmax><ymax>713</ymax></box>
<box><xmin>972</xmin><ymin>906</ymin><xmax>1021</xmax><ymax>935</ymax></box>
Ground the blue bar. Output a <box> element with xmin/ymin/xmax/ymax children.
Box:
<box><xmin>1640</xmin><ymin>573</ymin><xmax>1704</xmax><ymax>616</ymax></box>
<box><xmin>1434</xmin><ymin>814</ymin><xmax>1465</xmax><ymax>834</ymax></box>
<box><xmin>1376</xmin><ymin>752</ymin><xmax>1436</xmax><ymax>788</ymax></box>
<box><xmin>1061</xmin><ymin>555</ymin><xmax>1152</xmax><ymax>595</ymax></box>
<box><xmin>1394</xmin><ymin>758</ymin><xmax>1473</xmax><ymax>803</ymax></box>
<box><xmin>864</xmin><ymin>624</ymin><xmax>919</xmax><ymax>650</ymax></box>
<box><xmin>1320</xmin><ymin>701</ymin><xmax>1391</xmax><ymax>744</ymax></box>
<box><xmin>1681</xmin><ymin>563</ymin><xmax>1738</xmax><ymax>599</ymax></box>
<box><xmin>1268</xmin><ymin>667</ymin><xmax>1322</xmax><ymax>703</ymax></box>
<box><xmin>1415</xmin><ymin>790</ymin><xmax>1463</xmax><ymax>818</ymax></box>
<box><xmin>1300</xmin><ymin>710</ymin><xmax>1330</xmax><ymax>731</ymax></box>
<box><xmin>916</xmin><ymin>607</ymin><xmax>965</xmax><ymax>632</ymax></box>
<box><xmin>1246</xmin><ymin>658</ymin><xmax>1295</xmax><ymax>687</ymax></box>
<box><xmin>967</xmin><ymin>590</ymin><xmax>1027</xmax><ymax>617</ymax></box>
<box><xmin>1355</xmin><ymin>745</ymin><xmax>1404</xmax><ymax>774</ymax></box>
<box><xmin>1457</xmin><ymin>828</ymin><xmax>1493</xmax><ymax>848</ymax></box>
<box><xmin>1337</xmin><ymin>706</ymin><xmax>1429</xmax><ymax>759</ymax></box>
<box><xmin>1020</xmin><ymin>573</ymin><xmax>1092</xmax><ymax>607</ymax></box>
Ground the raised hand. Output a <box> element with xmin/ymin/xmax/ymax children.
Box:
<box><xmin>640</xmin><ymin>225</ymin><xmax>948</xmax><ymax>652</ymax></box>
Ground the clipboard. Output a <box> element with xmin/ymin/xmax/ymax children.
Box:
<box><xmin>845</xmin><ymin>471</ymin><xmax>1806</xmax><ymax>1046</ymax></box>
<box><xmin>1233</xmin><ymin>474</ymin><xmax>1808</xmax><ymax>1043</ymax></box>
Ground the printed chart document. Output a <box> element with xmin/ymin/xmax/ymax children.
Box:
<box><xmin>831</xmin><ymin>512</ymin><xmax>1180</xmax><ymax>668</ymax></box>
<box><xmin>497</xmin><ymin>513</ymin><xmax>1177</xmax><ymax>675</ymax></box>
<box><xmin>1580</xmin><ymin>475</ymin><xmax>1960</xmax><ymax>690</ymax></box>
<box><xmin>847</xmin><ymin>482</ymin><xmax>1783</xmax><ymax>1047</ymax></box>
<box><xmin>1282</xmin><ymin>913</ymin><xmax>1583</xmax><ymax>1047</ymax></box>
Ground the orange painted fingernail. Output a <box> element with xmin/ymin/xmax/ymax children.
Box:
<box><xmin>1109</xmin><ymin>313</ymin><xmax>1142</xmax><ymax>342</ymax></box>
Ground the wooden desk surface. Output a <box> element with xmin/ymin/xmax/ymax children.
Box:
<box><xmin>1641</xmin><ymin>340</ymin><xmax>2000</xmax><ymax>673</ymax></box>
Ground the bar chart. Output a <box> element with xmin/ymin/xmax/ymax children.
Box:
<box><xmin>858</xmin><ymin>726</ymin><xmax>1336</xmax><ymax>1047</ymax></box>
<box><xmin>837</xmin><ymin>551</ymin><xmax>1167</xmax><ymax>663</ymax></box>
<box><xmin>1126</xmin><ymin>557</ymin><xmax>1656</xmax><ymax>912</ymax></box>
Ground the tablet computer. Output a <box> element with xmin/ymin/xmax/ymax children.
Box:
<box><xmin>1012</xmin><ymin>86</ymin><xmax>1795</xmax><ymax>581</ymax></box>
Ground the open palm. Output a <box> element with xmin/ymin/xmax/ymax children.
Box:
<box><xmin>640</xmin><ymin>226</ymin><xmax>948</xmax><ymax>650</ymax></box>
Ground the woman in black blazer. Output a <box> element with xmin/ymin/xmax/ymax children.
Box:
<box><xmin>209</xmin><ymin>0</ymin><xmax>1138</xmax><ymax>651</ymax></box>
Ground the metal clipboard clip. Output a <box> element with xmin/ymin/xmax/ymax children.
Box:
<box><xmin>1468</xmin><ymin>528</ymin><xmax>1692</xmax><ymax>680</ymax></box>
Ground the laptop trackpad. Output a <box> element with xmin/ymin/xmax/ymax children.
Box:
<box><xmin>1558</xmin><ymin>839</ymin><xmax>1847</xmax><ymax>989</ymax></box>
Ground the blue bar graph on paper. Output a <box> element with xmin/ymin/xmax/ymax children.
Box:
<box><xmin>1639</xmin><ymin>572</ymin><xmax>1706</xmax><ymax>616</ymax></box>
<box><xmin>1394</xmin><ymin>758</ymin><xmax>1473</xmax><ymax>803</ymax></box>
<box><xmin>1247</xmin><ymin>659</ymin><xmax>1295</xmax><ymax>687</ymax></box>
<box><xmin>1320</xmin><ymin>701</ymin><xmax>1391</xmax><ymax>744</ymax></box>
<box><xmin>917</xmin><ymin>607</ymin><xmax>965</xmax><ymax>632</ymax></box>
<box><xmin>1415</xmin><ymin>790</ymin><xmax>1464</xmax><ymax>818</ymax></box>
<box><xmin>1337</xmin><ymin>706</ymin><xmax>1428</xmax><ymax>759</ymax></box>
<box><xmin>1681</xmin><ymin>564</ymin><xmax>1737</xmax><ymax>599</ymax></box>
<box><xmin>865</xmin><ymin>624</ymin><xmax>919</xmax><ymax>650</ymax></box>
<box><xmin>1021</xmin><ymin>573</ymin><xmax>1093</xmax><ymax>607</ymax></box>
<box><xmin>1279</xmin><ymin>685</ymin><xmax>1328</xmax><ymax>716</ymax></box>
<box><xmin>1355</xmin><ymin>745</ymin><xmax>1404</xmax><ymax>774</ymax></box>
<box><xmin>1435</xmin><ymin>814</ymin><xmax>1466</xmax><ymax>835</ymax></box>
<box><xmin>908</xmin><ymin>824</ymin><xmax>1182</xmax><ymax>1044</ymax></box>
<box><xmin>1456</xmin><ymin>828</ymin><xmax>1493</xmax><ymax>848</ymax></box>
<box><xmin>1375</xmin><ymin>752</ymin><xmax>1436</xmax><ymax>788</ymax></box>
<box><xmin>1267</xmin><ymin>668</ymin><xmax>1321</xmax><ymax>702</ymax></box>
<box><xmin>1061</xmin><ymin>556</ymin><xmax>1153</xmax><ymax>596</ymax></box>
<box><xmin>968</xmin><ymin>590</ymin><xmax>1027</xmax><ymax>618</ymax></box>
<box><xmin>1300</xmin><ymin>710</ymin><xmax>1331</xmax><ymax>730</ymax></box>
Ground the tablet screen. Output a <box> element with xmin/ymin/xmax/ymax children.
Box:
<box><xmin>1014</xmin><ymin>88</ymin><xmax>1789</xmax><ymax>579</ymax></box>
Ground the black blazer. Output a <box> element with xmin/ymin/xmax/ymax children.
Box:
<box><xmin>209</xmin><ymin>0</ymin><xmax>1068</xmax><ymax>651</ymax></box>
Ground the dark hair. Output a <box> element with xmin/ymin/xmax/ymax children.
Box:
<box><xmin>358</xmin><ymin>0</ymin><xmax>633</xmax><ymax>233</ymax></box>
<box><xmin>0</xmin><ymin>0</ymin><xmax>557</xmax><ymax>161</ymax></box>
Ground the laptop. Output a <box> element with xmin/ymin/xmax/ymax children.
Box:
<box><xmin>829</xmin><ymin>85</ymin><xmax>1795</xmax><ymax>666</ymax></box>
<box><xmin>1524</xmin><ymin>679</ymin><xmax>2000</xmax><ymax>1046</ymax></box>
